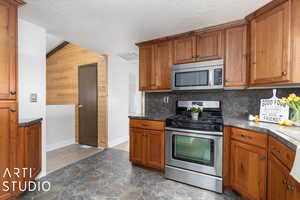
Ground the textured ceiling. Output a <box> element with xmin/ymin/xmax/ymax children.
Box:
<box><xmin>20</xmin><ymin>0</ymin><xmax>271</xmax><ymax>55</ymax></box>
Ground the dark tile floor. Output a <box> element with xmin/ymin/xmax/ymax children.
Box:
<box><xmin>19</xmin><ymin>149</ymin><xmax>241</xmax><ymax>200</ymax></box>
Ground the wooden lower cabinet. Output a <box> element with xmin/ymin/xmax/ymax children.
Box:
<box><xmin>230</xmin><ymin>140</ymin><xmax>267</xmax><ymax>200</ymax></box>
<box><xmin>130</xmin><ymin>127</ymin><xmax>164</xmax><ymax>171</ymax></box>
<box><xmin>0</xmin><ymin>102</ymin><xmax>17</xmax><ymax>200</ymax></box>
<box><xmin>268</xmin><ymin>152</ymin><xmax>300</xmax><ymax>200</ymax></box>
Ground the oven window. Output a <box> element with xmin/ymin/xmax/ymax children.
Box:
<box><xmin>175</xmin><ymin>70</ymin><xmax>209</xmax><ymax>87</ymax></box>
<box><xmin>173</xmin><ymin>135</ymin><xmax>214</xmax><ymax>166</ymax></box>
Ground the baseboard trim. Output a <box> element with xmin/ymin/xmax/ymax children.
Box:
<box><xmin>108</xmin><ymin>136</ymin><xmax>129</xmax><ymax>148</ymax></box>
<box><xmin>46</xmin><ymin>139</ymin><xmax>75</xmax><ymax>152</ymax></box>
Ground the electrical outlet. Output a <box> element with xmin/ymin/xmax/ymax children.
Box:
<box><xmin>30</xmin><ymin>93</ymin><xmax>38</xmax><ymax>103</ymax></box>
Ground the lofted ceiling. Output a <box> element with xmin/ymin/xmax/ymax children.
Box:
<box><xmin>20</xmin><ymin>0</ymin><xmax>271</xmax><ymax>56</ymax></box>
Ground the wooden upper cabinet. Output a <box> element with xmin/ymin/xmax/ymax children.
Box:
<box><xmin>196</xmin><ymin>30</ymin><xmax>224</xmax><ymax>61</ymax></box>
<box><xmin>173</xmin><ymin>35</ymin><xmax>196</xmax><ymax>64</ymax></box>
<box><xmin>139</xmin><ymin>41</ymin><xmax>172</xmax><ymax>91</ymax></box>
<box><xmin>0</xmin><ymin>1</ymin><xmax>17</xmax><ymax>100</ymax></box>
<box><xmin>230</xmin><ymin>140</ymin><xmax>267</xmax><ymax>200</ymax></box>
<box><xmin>153</xmin><ymin>41</ymin><xmax>172</xmax><ymax>90</ymax></box>
<box><xmin>0</xmin><ymin>102</ymin><xmax>17</xmax><ymax>199</ymax></box>
<box><xmin>225</xmin><ymin>25</ymin><xmax>248</xmax><ymax>88</ymax></box>
<box><xmin>139</xmin><ymin>45</ymin><xmax>153</xmax><ymax>90</ymax></box>
<box><xmin>249</xmin><ymin>1</ymin><xmax>291</xmax><ymax>85</ymax></box>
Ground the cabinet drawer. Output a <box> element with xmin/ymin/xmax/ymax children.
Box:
<box><xmin>231</xmin><ymin>127</ymin><xmax>267</xmax><ymax>148</ymax></box>
<box><xmin>130</xmin><ymin>119</ymin><xmax>165</xmax><ymax>131</ymax></box>
<box><xmin>269</xmin><ymin>136</ymin><xmax>295</xmax><ymax>170</ymax></box>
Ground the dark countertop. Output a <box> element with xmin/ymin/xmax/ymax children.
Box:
<box><xmin>19</xmin><ymin>118</ymin><xmax>43</xmax><ymax>127</ymax></box>
<box><xmin>224</xmin><ymin>118</ymin><xmax>300</xmax><ymax>151</ymax></box>
<box><xmin>129</xmin><ymin>114</ymin><xmax>300</xmax><ymax>151</ymax></box>
<box><xmin>128</xmin><ymin>114</ymin><xmax>171</xmax><ymax>122</ymax></box>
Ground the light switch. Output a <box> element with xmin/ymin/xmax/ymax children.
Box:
<box><xmin>30</xmin><ymin>93</ymin><xmax>38</xmax><ymax>103</ymax></box>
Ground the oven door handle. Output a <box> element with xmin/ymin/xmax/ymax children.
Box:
<box><xmin>165</xmin><ymin>127</ymin><xmax>223</xmax><ymax>136</ymax></box>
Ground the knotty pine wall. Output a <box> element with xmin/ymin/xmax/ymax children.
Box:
<box><xmin>46</xmin><ymin>43</ymin><xmax>108</xmax><ymax>148</ymax></box>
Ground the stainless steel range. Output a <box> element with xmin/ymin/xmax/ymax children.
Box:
<box><xmin>165</xmin><ymin>100</ymin><xmax>223</xmax><ymax>193</ymax></box>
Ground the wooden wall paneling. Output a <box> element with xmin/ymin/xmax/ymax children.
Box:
<box><xmin>46</xmin><ymin>44</ymin><xmax>108</xmax><ymax>148</ymax></box>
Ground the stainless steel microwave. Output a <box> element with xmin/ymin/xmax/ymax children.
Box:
<box><xmin>172</xmin><ymin>59</ymin><xmax>224</xmax><ymax>91</ymax></box>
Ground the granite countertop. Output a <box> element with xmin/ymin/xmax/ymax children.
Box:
<box><xmin>128</xmin><ymin>114</ymin><xmax>172</xmax><ymax>122</ymax></box>
<box><xmin>224</xmin><ymin>118</ymin><xmax>300</xmax><ymax>151</ymax></box>
<box><xmin>19</xmin><ymin>118</ymin><xmax>43</xmax><ymax>127</ymax></box>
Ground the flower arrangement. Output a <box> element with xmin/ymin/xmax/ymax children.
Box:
<box><xmin>280</xmin><ymin>93</ymin><xmax>300</xmax><ymax>126</ymax></box>
<box><xmin>187</xmin><ymin>105</ymin><xmax>202</xmax><ymax>113</ymax></box>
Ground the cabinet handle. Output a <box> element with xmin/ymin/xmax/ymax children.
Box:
<box><xmin>272</xmin><ymin>147</ymin><xmax>281</xmax><ymax>154</ymax></box>
<box><xmin>283</xmin><ymin>179</ymin><xmax>288</xmax><ymax>185</ymax></box>
<box><xmin>282</xmin><ymin>72</ymin><xmax>288</xmax><ymax>76</ymax></box>
<box><xmin>288</xmin><ymin>185</ymin><xmax>295</xmax><ymax>191</ymax></box>
<box><xmin>259</xmin><ymin>156</ymin><xmax>266</xmax><ymax>161</ymax></box>
<box><xmin>10</xmin><ymin>91</ymin><xmax>16</xmax><ymax>95</ymax></box>
<box><xmin>241</xmin><ymin>134</ymin><xmax>252</xmax><ymax>139</ymax></box>
<box><xmin>10</xmin><ymin>109</ymin><xmax>16</xmax><ymax>112</ymax></box>
<box><xmin>142</xmin><ymin>124</ymin><xmax>149</xmax><ymax>127</ymax></box>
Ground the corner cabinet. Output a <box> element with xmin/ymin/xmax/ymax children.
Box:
<box><xmin>224</xmin><ymin>126</ymin><xmax>300</xmax><ymax>200</ymax></box>
<box><xmin>0</xmin><ymin>0</ymin><xmax>18</xmax><ymax>100</ymax></box>
<box><xmin>138</xmin><ymin>41</ymin><xmax>172</xmax><ymax>91</ymax></box>
<box><xmin>129</xmin><ymin>119</ymin><xmax>165</xmax><ymax>171</ymax></box>
<box><xmin>248</xmin><ymin>0</ymin><xmax>300</xmax><ymax>86</ymax></box>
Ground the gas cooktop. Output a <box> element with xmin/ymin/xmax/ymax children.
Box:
<box><xmin>166</xmin><ymin>101</ymin><xmax>223</xmax><ymax>132</ymax></box>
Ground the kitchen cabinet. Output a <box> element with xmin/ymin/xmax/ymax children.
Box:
<box><xmin>230</xmin><ymin>140</ymin><xmax>267</xmax><ymax>200</ymax></box>
<box><xmin>173</xmin><ymin>35</ymin><xmax>196</xmax><ymax>64</ymax></box>
<box><xmin>14</xmin><ymin>122</ymin><xmax>42</xmax><ymax>196</ymax></box>
<box><xmin>139</xmin><ymin>45</ymin><xmax>153</xmax><ymax>91</ymax></box>
<box><xmin>248</xmin><ymin>0</ymin><xmax>300</xmax><ymax>86</ymax></box>
<box><xmin>138</xmin><ymin>41</ymin><xmax>173</xmax><ymax>91</ymax></box>
<box><xmin>268</xmin><ymin>136</ymin><xmax>300</xmax><ymax>200</ymax></box>
<box><xmin>0</xmin><ymin>102</ymin><xmax>17</xmax><ymax>199</ymax></box>
<box><xmin>196</xmin><ymin>30</ymin><xmax>223</xmax><ymax>61</ymax></box>
<box><xmin>129</xmin><ymin>119</ymin><xmax>165</xmax><ymax>171</ymax></box>
<box><xmin>224</xmin><ymin>25</ymin><xmax>248</xmax><ymax>88</ymax></box>
<box><xmin>0</xmin><ymin>0</ymin><xmax>18</xmax><ymax>100</ymax></box>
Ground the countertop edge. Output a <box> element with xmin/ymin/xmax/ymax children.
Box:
<box><xmin>19</xmin><ymin>118</ymin><xmax>43</xmax><ymax>127</ymax></box>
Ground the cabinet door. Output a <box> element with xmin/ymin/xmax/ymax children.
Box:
<box><xmin>153</xmin><ymin>41</ymin><xmax>172</xmax><ymax>90</ymax></box>
<box><xmin>130</xmin><ymin>128</ymin><xmax>144</xmax><ymax>165</ymax></box>
<box><xmin>173</xmin><ymin>36</ymin><xmax>196</xmax><ymax>64</ymax></box>
<box><xmin>230</xmin><ymin>140</ymin><xmax>267</xmax><ymax>200</ymax></box>
<box><xmin>225</xmin><ymin>25</ymin><xmax>248</xmax><ymax>88</ymax></box>
<box><xmin>196</xmin><ymin>31</ymin><xmax>223</xmax><ymax>61</ymax></box>
<box><xmin>268</xmin><ymin>153</ymin><xmax>289</xmax><ymax>200</ymax></box>
<box><xmin>145</xmin><ymin>130</ymin><xmax>164</xmax><ymax>170</ymax></box>
<box><xmin>287</xmin><ymin>176</ymin><xmax>300</xmax><ymax>200</ymax></box>
<box><xmin>0</xmin><ymin>1</ymin><xmax>17</xmax><ymax>100</ymax></box>
<box><xmin>25</xmin><ymin>123</ymin><xmax>42</xmax><ymax>180</ymax></box>
<box><xmin>250</xmin><ymin>1</ymin><xmax>291</xmax><ymax>85</ymax></box>
<box><xmin>0</xmin><ymin>102</ymin><xmax>17</xmax><ymax>199</ymax></box>
<box><xmin>139</xmin><ymin>45</ymin><xmax>153</xmax><ymax>90</ymax></box>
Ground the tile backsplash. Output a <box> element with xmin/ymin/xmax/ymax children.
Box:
<box><xmin>145</xmin><ymin>88</ymin><xmax>300</xmax><ymax>118</ymax></box>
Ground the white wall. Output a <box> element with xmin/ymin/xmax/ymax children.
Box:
<box><xmin>46</xmin><ymin>105</ymin><xmax>75</xmax><ymax>151</ymax></box>
<box><xmin>108</xmin><ymin>56</ymin><xmax>141</xmax><ymax>147</ymax></box>
<box><xmin>18</xmin><ymin>20</ymin><xmax>47</xmax><ymax>177</ymax></box>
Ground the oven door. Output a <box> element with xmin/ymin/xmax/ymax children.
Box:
<box><xmin>165</xmin><ymin>128</ymin><xmax>223</xmax><ymax>177</ymax></box>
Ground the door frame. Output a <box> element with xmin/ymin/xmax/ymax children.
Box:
<box><xmin>75</xmin><ymin>57</ymin><xmax>108</xmax><ymax>148</ymax></box>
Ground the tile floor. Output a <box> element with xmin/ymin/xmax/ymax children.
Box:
<box><xmin>20</xmin><ymin>148</ymin><xmax>241</xmax><ymax>200</ymax></box>
<box><xmin>47</xmin><ymin>144</ymin><xmax>103</xmax><ymax>174</ymax></box>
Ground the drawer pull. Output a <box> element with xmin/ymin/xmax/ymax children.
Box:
<box><xmin>241</xmin><ymin>134</ymin><xmax>253</xmax><ymax>139</ymax></box>
<box><xmin>10</xmin><ymin>109</ymin><xmax>16</xmax><ymax>112</ymax></box>
<box><xmin>283</xmin><ymin>179</ymin><xmax>288</xmax><ymax>185</ymax></box>
<box><xmin>142</xmin><ymin>124</ymin><xmax>149</xmax><ymax>127</ymax></box>
<box><xmin>10</xmin><ymin>91</ymin><xmax>16</xmax><ymax>95</ymax></box>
